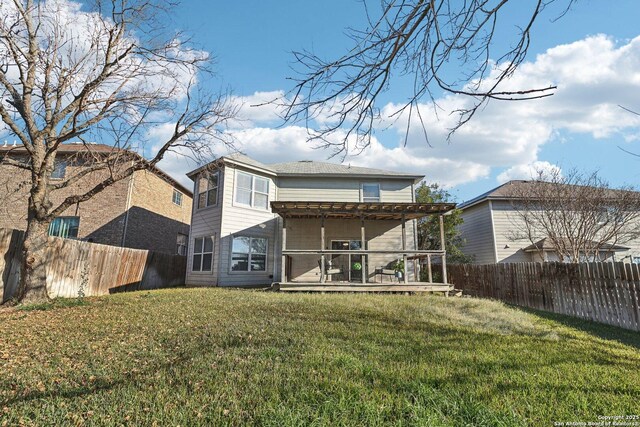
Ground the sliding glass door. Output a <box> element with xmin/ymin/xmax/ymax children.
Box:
<box><xmin>330</xmin><ymin>240</ymin><xmax>365</xmax><ymax>282</ymax></box>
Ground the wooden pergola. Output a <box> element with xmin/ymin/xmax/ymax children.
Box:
<box><xmin>270</xmin><ymin>201</ymin><xmax>456</xmax><ymax>292</ymax></box>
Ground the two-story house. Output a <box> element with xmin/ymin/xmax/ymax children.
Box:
<box><xmin>0</xmin><ymin>142</ymin><xmax>192</xmax><ymax>255</ymax></box>
<box><xmin>458</xmin><ymin>180</ymin><xmax>640</xmax><ymax>264</ymax></box>
<box><xmin>185</xmin><ymin>153</ymin><xmax>455</xmax><ymax>291</ymax></box>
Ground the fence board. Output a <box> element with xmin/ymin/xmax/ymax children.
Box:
<box><xmin>0</xmin><ymin>228</ymin><xmax>186</xmax><ymax>301</ymax></box>
<box><xmin>449</xmin><ymin>261</ymin><xmax>640</xmax><ymax>332</ymax></box>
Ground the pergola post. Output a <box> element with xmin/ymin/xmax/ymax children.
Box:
<box><xmin>281</xmin><ymin>217</ymin><xmax>287</xmax><ymax>283</ymax></box>
<box><xmin>320</xmin><ymin>214</ymin><xmax>326</xmax><ymax>283</ymax></box>
<box><xmin>401</xmin><ymin>214</ymin><xmax>408</xmax><ymax>284</ymax></box>
<box><xmin>439</xmin><ymin>214</ymin><xmax>447</xmax><ymax>284</ymax></box>
<box><xmin>427</xmin><ymin>254</ymin><xmax>433</xmax><ymax>283</ymax></box>
<box><xmin>360</xmin><ymin>216</ymin><xmax>366</xmax><ymax>284</ymax></box>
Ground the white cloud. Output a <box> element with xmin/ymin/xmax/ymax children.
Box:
<box><xmin>227</xmin><ymin>91</ymin><xmax>288</xmax><ymax>129</ymax></box>
<box><xmin>496</xmin><ymin>161</ymin><xmax>563</xmax><ymax>184</ymax></box>
<box><xmin>144</xmin><ymin>34</ymin><xmax>640</xmax><ymax>189</ymax></box>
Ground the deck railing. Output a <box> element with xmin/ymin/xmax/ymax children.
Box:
<box><xmin>281</xmin><ymin>249</ymin><xmax>447</xmax><ymax>284</ymax></box>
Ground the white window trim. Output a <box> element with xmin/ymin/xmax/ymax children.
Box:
<box><xmin>172</xmin><ymin>189</ymin><xmax>183</xmax><ymax>206</ymax></box>
<box><xmin>361</xmin><ymin>182</ymin><xmax>381</xmax><ymax>203</ymax></box>
<box><xmin>234</xmin><ymin>170</ymin><xmax>270</xmax><ymax>211</ymax></box>
<box><xmin>229</xmin><ymin>235</ymin><xmax>269</xmax><ymax>274</ymax></box>
<box><xmin>197</xmin><ymin>171</ymin><xmax>219</xmax><ymax>210</ymax></box>
<box><xmin>191</xmin><ymin>235</ymin><xmax>215</xmax><ymax>273</ymax></box>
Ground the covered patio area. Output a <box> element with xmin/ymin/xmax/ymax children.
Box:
<box><xmin>271</xmin><ymin>201</ymin><xmax>456</xmax><ymax>293</ymax></box>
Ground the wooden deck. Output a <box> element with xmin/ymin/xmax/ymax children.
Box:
<box><xmin>274</xmin><ymin>282</ymin><xmax>455</xmax><ymax>293</ymax></box>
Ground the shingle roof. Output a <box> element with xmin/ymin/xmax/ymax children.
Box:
<box><xmin>0</xmin><ymin>142</ymin><xmax>192</xmax><ymax>196</ymax></box>
<box><xmin>522</xmin><ymin>237</ymin><xmax>629</xmax><ymax>252</ymax></box>
<box><xmin>0</xmin><ymin>142</ymin><xmax>123</xmax><ymax>154</ymax></box>
<box><xmin>224</xmin><ymin>153</ymin><xmax>275</xmax><ymax>173</ymax></box>
<box><xmin>458</xmin><ymin>180</ymin><xmax>637</xmax><ymax>210</ymax></box>
<box><xmin>269</xmin><ymin>160</ymin><xmax>423</xmax><ymax>180</ymax></box>
<box><xmin>187</xmin><ymin>153</ymin><xmax>424</xmax><ymax>181</ymax></box>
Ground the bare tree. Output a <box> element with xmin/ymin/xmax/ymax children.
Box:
<box><xmin>0</xmin><ymin>0</ymin><xmax>237</xmax><ymax>303</ymax></box>
<box><xmin>507</xmin><ymin>169</ymin><xmax>640</xmax><ymax>263</ymax></box>
<box><xmin>283</xmin><ymin>0</ymin><xmax>575</xmax><ymax>157</ymax></box>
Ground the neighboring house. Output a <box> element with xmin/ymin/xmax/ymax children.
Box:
<box><xmin>185</xmin><ymin>153</ymin><xmax>454</xmax><ymax>288</ymax></box>
<box><xmin>0</xmin><ymin>142</ymin><xmax>192</xmax><ymax>255</ymax></box>
<box><xmin>458</xmin><ymin>180</ymin><xmax>640</xmax><ymax>264</ymax></box>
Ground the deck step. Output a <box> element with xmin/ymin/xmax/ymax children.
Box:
<box><xmin>274</xmin><ymin>283</ymin><xmax>454</xmax><ymax>293</ymax></box>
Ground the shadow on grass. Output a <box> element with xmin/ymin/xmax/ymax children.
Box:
<box><xmin>515</xmin><ymin>306</ymin><xmax>640</xmax><ymax>350</ymax></box>
<box><xmin>17</xmin><ymin>298</ymin><xmax>90</xmax><ymax>312</ymax></box>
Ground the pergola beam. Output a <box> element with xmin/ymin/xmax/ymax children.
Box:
<box><xmin>270</xmin><ymin>201</ymin><xmax>456</xmax><ymax>220</ymax></box>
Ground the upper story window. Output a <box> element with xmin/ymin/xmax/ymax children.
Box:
<box><xmin>197</xmin><ymin>172</ymin><xmax>219</xmax><ymax>209</ymax></box>
<box><xmin>598</xmin><ymin>207</ymin><xmax>623</xmax><ymax>225</ymax></box>
<box><xmin>362</xmin><ymin>183</ymin><xmax>381</xmax><ymax>202</ymax></box>
<box><xmin>51</xmin><ymin>159</ymin><xmax>67</xmax><ymax>179</ymax></box>
<box><xmin>49</xmin><ymin>216</ymin><xmax>79</xmax><ymax>239</ymax></box>
<box><xmin>235</xmin><ymin>171</ymin><xmax>269</xmax><ymax>210</ymax></box>
<box><xmin>172</xmin><ymin>189</ymin><xmax>183</xmax><ymax>206</ymax></box>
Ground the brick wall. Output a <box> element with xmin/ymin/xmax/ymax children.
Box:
<box><xmin>0</xmin><ymin>158</ymin><xmax>130</xmax><ymax>246</ymax></box>
<box><xmin>123</xmin><ymin>170</ymin><xmax>192</xmax><ymax>254</ymax></box>
<box><xmin>0</xmin><ymin>154</ymin><xmax>192</xmax><ymax>254</ymax></box>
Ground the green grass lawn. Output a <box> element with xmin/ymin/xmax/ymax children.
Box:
<box><xmin>1</xmin><ymin>289</ymin><xmax>639</xmax><ymax>426</ymax></box>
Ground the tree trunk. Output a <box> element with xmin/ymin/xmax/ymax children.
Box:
<box><xmin>17</xmin><ymin>218</ymin><xmax>51</xmax><ymax>303</ymax></box>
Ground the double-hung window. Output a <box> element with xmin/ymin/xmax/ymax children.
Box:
<box><xmin>192</xmin><ymin>236</ymin><xmax>214</xmax><ymax>272</ymax></box>
<box><xmin>172</xmin><ymin>189</ymin><xmax>183</xmax><ymax>206</ymax></box>
<box><xmin>197</xmin><ymin>172</ymin><xmax>218</xmax><ymax>209</ymax></box>
<box><xmin>362</xmin><ymin>183</ymin><xmax>381</xmax><ymax>202</ymax></box>
<box><xmin>231</xmin><ymin>236</ymin><xmax>267</xmax><ymax>272</ymax></box>
<box><xmin>235</xmin><ymin>172</ymin><xmax>269</xmax><ymax>210</ymax></box>
<box><xmin>51</xmin><ymin>159</ymin><xmax>67</xmax><ymax>179</ymax></box>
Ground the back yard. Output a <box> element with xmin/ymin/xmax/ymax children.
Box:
<box><xmin>1</xmin><ymin>289</ymin><xmax>638</xmax><ymax>426</ymax></box>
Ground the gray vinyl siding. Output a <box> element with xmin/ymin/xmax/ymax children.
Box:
<box><xmin>218</xmin><ymin>164</ymin><xmax>279</xmax><ymax>287</ymax></box>
<box><xmin>491</xmin><ymin>201</ymin><xmax>640</xmax><ymax>263</ymax></box>
<box><xmin>185</xmin><ymin>166</ymin><xmax>224</xmax><ymax>286</ymax></box>
<box><xmin>458</xmin><ymin>202</ymin><xmax>496</xmax><ymax>264</ymax></box>
<box><xmin>277</xmin><ymin>177</ymin><xmax>414</xmax><ymax>202</ymax></box>
<box><xmin>619</xmin><ymin>217</ymin><xmax>640</xmax><ymax>261</ymax></box>
<box><xmin>490</xmin><ymin>200</ymin><xmax>535</xmax><ymax>262</ymax></box>
<box><xmin>286</xmin><ymin>218</ymin><xmax>417</xmax><ymax>282</ymax></box>
<box><xmin>186</xmin><ymin>162</ymin><xmax>420</xmax><ymax>286</ymax></box>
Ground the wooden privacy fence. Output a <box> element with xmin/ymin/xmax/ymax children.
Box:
<box><xmin>448</xmin><ymin>262</ymin><xmax>640</xmax><ymax>332</ymax></box>
<box><xmin>0</xmin><ymin>228</ymin><xmax>186</xmax><ymax>302</ymax></box>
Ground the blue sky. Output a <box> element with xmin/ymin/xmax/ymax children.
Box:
<box><xmin>6</xmin><ymin>0</ymin><xmax>640</xmax><ymax>202</ymax></box>
<box><xmin>167</xmin><ymin>0</ymin><xmax>640</xmax><ymax>202</ymax></box>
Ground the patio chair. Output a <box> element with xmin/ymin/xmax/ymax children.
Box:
<box><xmin>318</xmin><ymin>259</ymin><xmax>344</xmax><ymax>282</ymax></box>
<box><xmin>375</xmin><ymin>261</ymin><xmax>397</xmax><ymax>283</ymax></box>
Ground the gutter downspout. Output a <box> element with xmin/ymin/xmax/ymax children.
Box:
<box><xmin>272</xmin><ymin>175</ymin><xmax>279</xmax><ymax>282</ymax></box>
<box><xmin>121</xmin><ymin>167</ymin><xmax>135</xmax><ymax>247</ymax></box>
<box><xmin>488</xmin><ymin>200</ymin><xmax>499</xmax><ymax>263</ymax></box>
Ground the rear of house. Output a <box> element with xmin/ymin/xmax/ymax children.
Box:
<box><xmin>185</xmin><ymin>154</ymin><xmax>437</xmax><ymax>288</ymax></box>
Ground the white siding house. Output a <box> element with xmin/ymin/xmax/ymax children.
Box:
<box><xmin>185</xmin><ymin>154</ymin><xmax>452</xmax><ymax>289</ymax></box>
<box><xmin>458</xmin><ymin>181</ymin><xmax>640</xmax><ymax>264</ymax></box>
